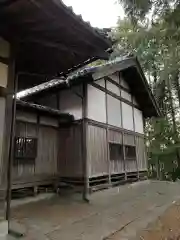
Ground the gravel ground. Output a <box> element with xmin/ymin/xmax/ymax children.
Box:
<box><xmin>9</xmin><ymin>180</ymin><xmax>180</xmax><ymax>240</ymax></box>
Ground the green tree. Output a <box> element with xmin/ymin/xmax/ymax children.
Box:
<box><xmin>113</xmin><ymin>2</ymin><xmax>180</xmax><ymax>179</ymax></box>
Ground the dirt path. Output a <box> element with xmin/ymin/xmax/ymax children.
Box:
<box><xmin>137</xmin><ymin>201</ymin><xmax>180</xmax><ymax>240</ymax></box>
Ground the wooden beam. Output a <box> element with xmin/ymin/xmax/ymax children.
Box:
<box><xmin>105</xmin><ymin>77</ymin><xmax>111</xmax><ymax>185</ymax></box>
<box><xmin>82</xmin><ymin>83</ymin><xmax>89</xmax><ymax>202</ymax></box>
<box><xmin>0</xmin><ymin>56</ymin><xmax>9</xmax><ymax>65</ymax></box>
<box><xmin>91</xmin><ymin>82</ymin><xmax>142</xmax><ymax>111</ymax></box>
<box><xmin>105</xmin><ymin>76</ymin><xmax>131</xmax><ymax>94</ymax></box>
<box><xmin>132</xmin><ymin>96</ymin><xmax>139</xmax><ymax>179</ymax></box>
<box><xmin>92</xmin><ymin>59</ymin><xmax>135</xmax><ymax>81</ymax></box>
<box><xmin>0</xmin><ymin>86</ymin><xmax>7</xmax><ymax>97</ymax></box>
<box><xmin>86</xmin><ymin>119</ymin><xmax>145</xmax><ymax>138</ymax></box>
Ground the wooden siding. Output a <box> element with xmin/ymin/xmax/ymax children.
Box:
<box><xmin>87</xmin><ymin>124</ymin><xmax>108</xmax><ymax>177</ymax></box>
<box><xmin>58</xmin><ymin>123</ymin><xmax>82</xmax><ymax>177</ymax></box>
<box><xmin>13</xmin><ymin>122</ymin><xmax>36</xmax><ymax>179</ymax></box>
<box><xmin>16</xmin><ymin>110</ymin><xmax>37</xmax><ymax>123</ymax></box>
<box><xmin>40</xmin><ymin>116</ymin><xmax>58</xmax><ymax>127</ymax></box>
<box><xmin>124</xmin><ymin>133</ymin><xmax>135</xmax><ymax>146</ymax></box>
<box><xmin>36</xmin><ymin>126</ymin><xmax>58</xmax><ymax>175</ymax></box>
<box><xmin>125</xmin><ymin>160</ymin><xmax>137</xmax><ymax>173</ymax></box>
<box><xmin>124</xmin><ymin>133</ymin><xmax>137</xmax><ymax>173</ymax></box>
<box><xmin>136</xmin><ymin>136</ymin><xmax>147</xmax><ymax>171</ymax></box>
<box><xmin>109</xmin><ymin>130</ymin><xmax>124</xmax><ymax>174</ymax></box>
<box><xmin>109</xmin><ymin>130</ymin><xmax>122</xmax><ymax>143</ymax></box>
<box><xmin>13</xmin><ymin>120</ymin><xmax>59</xmax><ymax>182</ymax></box>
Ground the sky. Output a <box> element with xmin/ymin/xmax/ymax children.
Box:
<box><xmin>62</xmin><ymin>0</ymin><xmax>125</xmax><ymax>28</ymax></box>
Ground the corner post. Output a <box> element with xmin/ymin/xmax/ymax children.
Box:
<box><xmin>0</xmin><ymin>40</ymin><xmax>16</xmax><ymax>236</ymax></box>
<box><xmin>105</xmin><ymin>79</ymin><xmax>111</xmax><ymax>186</ymax></box>
<box><xmin>132</xmin><ymin>99</ymin><xmax>139</xmax><ymax>180</ymax></box>
<box><xmin>82</xmin><ymin>83</ymin><xmax>89</xmax><ymax>202</ymax></box>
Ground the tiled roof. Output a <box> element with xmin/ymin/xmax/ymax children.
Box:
<box><xmin>16</xmin><ymin>100</ymin><xmax>74</xmax><ymax>121</ymax></box>
<box><xmin>17</xmin><ymin>56</ymin><xmax>131</xmax><ymax>99</ymax></box>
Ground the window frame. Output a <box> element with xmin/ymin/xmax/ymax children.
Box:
<box><xmin>109</xmin><ymin>142</ymin><xmax>123</xmax><ymax>161</ymax></box>
<box><xmin>14</xmin><ymin>137</ymin><xmax>38</xmax><ymax>160</ymax></box>
<box><xmin>125</xmin><ymin>145</ymin><xmax>136</xmax><ymax>160</ymax></box>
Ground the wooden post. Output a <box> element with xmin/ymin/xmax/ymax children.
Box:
<box><xmin>0</xmin><ymin>45</ymin><xmax>15</xmax><ymax>223</ymax></box>
<box><xmin>119</xmin><ymin>73</ymin><xmax>127</xmax><ymax>180</ymax></box>
<box><xmin>6</xmin><ymin>73</ymin><xmax>18</xmax><ymax>222</ymax></box>
<box><xmin>122</xmin><ymin>133</ymin><xmax>127</xmax><ymax>180</ymax></box>
<box><xmin>105</xmin><ymin>79</ymin><xmax>111</xmax><ymax>186</ymax></box>
<box><xmin>132</xmin><ymin>100</ymin><xmax>139</xmax><ymax>180</ymax></box>
<box><xmin>0</xmin><ymin>41</ymin><xmax>16</xmax><ymax>236</ymax></box>
<box><xmin>82</xmin><ymin>83</ymin><xmax>89</xmax><ymax>202</ymax></box>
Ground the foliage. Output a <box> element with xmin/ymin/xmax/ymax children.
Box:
<box><xmin>114</xmin><ymin>0</ymin><xmax>180</xmax><ymax>180</ymax></box>
<box><xmin>146</xmin><ymin>118</ymin><xmax>180</xmax><ymax>177</ymax></box>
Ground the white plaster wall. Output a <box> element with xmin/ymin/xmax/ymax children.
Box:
<box><xmin>38</xmin><ymin>94</ymin><xmax>57</xmax><ymax>109</ymax></box>
<box><xmin>133</xmin><ymin>96</ymin><xmax>139</xmax><ymax>106</ymax></box>
<box><xmin>107</xmin><ymin>95</ymin><xmax>121</xmax><ymax>127</ymax></box>
<box><xmin>107</xmin><ymin>81</ymin><xmax>120</xmax><ymax>96</ymax></box>
<box><xmin>108</xmin><ymin>73</ymin><xmax>119</xmax><ymax>84</ymax></box>
<box><xmin>134</xmin><ymin>108</ymin><xmax>144</xmax><ymax>134</ymax></box>
<box><xmin>0</xmin><ymin>37</ymin><xmax>10</xmax><ymax>58</ymax></box>
<box><xmin>59</xmin><ymin>86</ymin><xmax>82</xmax><ymax>120</ymax></box>
<box><xmin>95</xmin><ymin>78</ymin><xmax>105</xmax><ymax>88</ymax></box>
<box><xmin>122</xmin><ymin>102</ymin><xmax>134</xmax><ymax>131</ymax></box>
<box><xmin>87</xmin><ymin>84</ymin><xmax>106</xmax><ymax>123</ymax></box>
<box><xmin>120</xmin><ymin>76</ymin><xmax>129</xmax><ymax>89</ymax></box>
<box><xmin>121</xmin><ymin>90</ymin><xmax>132</xmax><ymax>102</ymax></box>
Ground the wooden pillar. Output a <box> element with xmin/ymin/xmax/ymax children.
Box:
<box><xmin>143</xmin><ymin>119</ymin><xmax>148</xmax><ymax>173</ymax></box>
<box><xmin>105</xmin><ymin>79</ymin><xmax>111</xmax><ymax>185</ymax></box>
<box><xmin>132</xmin><ymin>99</ymin><xmax>139</xmax><ymax>179</ymax></box>
<box><xmin>0</xmin><ymin>38</ymin><xmax>15</xmax><ymax>236</ymax></box>
<box><xmin>82</xmin><ymin>83</ymin><xmax>89</xmax><ymax>202</ymax></box>
<box><xmin>119</xmin><ymin>73</ymin><xmax>127</xmax><ymax>180</ymax></box>
<box><xmin>122</xmin><ymin>133</ymin><xmax>127</xmax><ymax>180</ymax></box>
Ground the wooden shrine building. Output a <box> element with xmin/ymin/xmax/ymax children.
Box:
<box><xmin>17</xmin><ymin>57</ymin><xmax>160</xmax><ymax>194</ymax></box>
<box><xmin>0</xmin><ymin>0</ymin><xmax>111</xmax><ymax>235</ymax></box>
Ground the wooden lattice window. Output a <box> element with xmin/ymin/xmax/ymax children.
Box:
<box><xmin>109</xmin><ymin>143</ymin><xmax>123</xmax><ymax>161</ymax></box>
<box><xmin>15</xmin><ymin>137</ymin><xmax>37</xmax><ymax>159</ymax></box>
<box><xmin>125</xmin><ymin>145</ymin><xmax>136</xmax><ymax>160</ymax></box>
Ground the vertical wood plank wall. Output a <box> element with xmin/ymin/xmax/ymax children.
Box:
<box><xmin>87</xmin><ymin>124</ymin><xmax>108</xmax><ymax>178</ymax></box>
<box><xmin>87</xmin><ymin>123</ymin><xmax>145</xmax><ymax>178</ymax></box>
<box><xmin>36</xmin><ymin>126</ymin><xmax>58</xmax><ymax>176</ymax></box>
<box><xmin>13</xmin><ymin>112</ymin><xmax>59</xmax><ymax>185</ymax></box>
<box><xmin>17</xmin><ymin>69</ymin><xmax>148</xmax><ymax>186</ymax></box>
<box><xmin>86</xmin><ymin>70</ymin><xmax>147</xmax><ymax>179</ymax></box>
<box><xmin>108</xmin><ymin>130</ymin><xmax>124</xmax><ymax>174</ymax></box>
<box><xmin>13</xmin><ymin>122</ymin><xmax>36</xmax><ymax>178</ymax></box>
<box><xmin>136</xmin><ymin>136</ymin><xmax>147</xmax><ymax>171</ymax></box>
<box><xmin>58</xmin><ymin>123</ymin><xmax>83</xmax><ymax>178</ymax></box>
<box><xmin>124</xmin><ymin>133</ymin><xmax>137</xmax><ymax>173</ymax></box>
